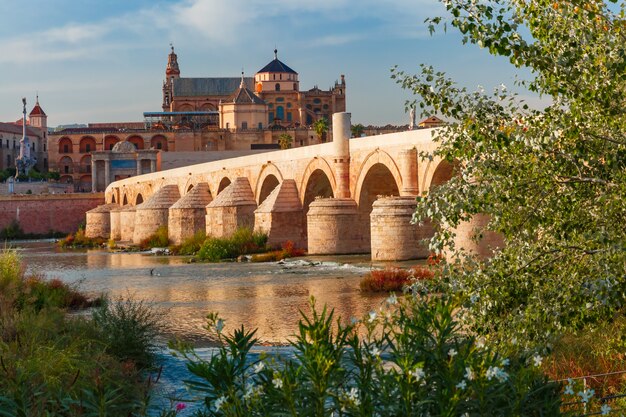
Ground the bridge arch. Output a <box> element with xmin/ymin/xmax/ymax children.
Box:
<box><xmin>299</xmin><ymin>157</ymin><xmax>336</xmax><ymax>206</ymax></box>
<box><xmin>135</xmin><ymin>193</ymin><xmax>144</xmax><ymax>205</ymax></box>
<box><xmin>255</xmin><ymin>163</ymin><xmax>284</xmax><ymax>205</ymax></box>
<box><xmin>353</xmin><ymin>149</ymin><xmax>402</xmax><ymax>204</ymax></box>
<box><xmin>422</xmin><ymin>158</ymin><xmax>456</xmax><ymax>193</ymax></box>
<box><xmin>122</xmin><ymin>193</ymin><xmax>129</xmax><ymax>206</ymax></box>
<box><xmin>217</xmin><ymin>177</ymin><xmax>231</xmax><ymax>195</ymax></box>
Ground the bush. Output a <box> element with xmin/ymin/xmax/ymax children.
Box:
<box><xmin>58</xmin><ymin>228</ymin><xmax>106</xmax><ymax>248</ymax></box>
<box><xmin>360</xmin><ymin>266</ymin><xmax>434</xmax><ymax>292</ymax></box>
<box><xmin>139</xmin><ymin>225</ymin><xmax>169</xmax><ymax>250</ymax></box>
<box><xmin>250</xmin><ymin>240</ymin><xmax>306</xmax><ymax>262</ymax></box>
<box><xmin>197</xmin><ymin>228</ymin><xmax>268</xmax><ymax>262</ymax></box>
<box><xmin>172</xmin><ymin>295</ymin><xmax>562</xmax><ymax>416</ymax></box>
<box><xmin>0</xmin><ymin>220</ymin><xmax>25</xmax><ymax>240</ymax></box>
<box><xmin>92</xmin><ymin>296</ymin><xmax>163</xmax><ymax>371</ymax></box>
<box><xmin>170</xmin><ymin>230</ymin><xmax>207</xmax><ymax>256</ymax></box>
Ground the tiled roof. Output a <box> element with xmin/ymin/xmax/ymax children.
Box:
<box><xmin>29</xmin><ymin>103</ymin><xmax>46</xmax><ymax>116</ymax></box>
<box><xmin>173</xmin><ymin>77</ymin><xmax>254</xmax><ymax>97</ymax></box>
<box><xmin>226</xmin><ymin>84</ymin><xmax>265</xmax><ymax>105</ymax></box>
<box><xmin>257</xmin><ymin>58</ymin><xmax>297</xmax><ymax>75</ymax></box>
<box><xmin>0</xmin><ymin>122</ymin><xmax>42</xmax><ymax>138</ymax></box>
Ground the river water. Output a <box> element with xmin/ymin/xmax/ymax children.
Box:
<box><xmin>13</xmin><ymin>240</ymin><xmax>420</xmax><ymax>412</ymax></box>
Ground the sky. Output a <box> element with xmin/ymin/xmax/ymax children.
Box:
<box><xmin>0</xmin><ymin>0</ymin><xmax>538</xmax><ymax>127</ymax></box>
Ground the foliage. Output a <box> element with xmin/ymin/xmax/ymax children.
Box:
<box><xmin>312</xmin><ymin>117</ymin><xmax>329</xmax><ymax>143</ymax></box>
<box><xmin>170</xmin><ymin>230</ymin><xmax>207</xmax><ymax>256</ymax></box>
<box><xmin>359</xmin><ymin>266</ymin><xmax>434</xmax><ymax>293</ymax></box>
<box><xmin>91</xmin><ymin>295</ymin><xmax>163</xmax><ymax>371</ymax></box>
<box><xmin>250</xmin><ymin>240</ymin><xmax>306</xmax><ymax>262</ymax></box>
<box><xmin>391</xmin><ymin>0</ymin><xmax>626</xmax><ymax>348</ymax></box>
<box><xmin>0</xmin><ymin>250</ymin><xmax>156</xmax><ymax>416</ymax></box>
<box><xmin>0</xmin><ymin>220</ymin><xmax>24</xmax><ymax>240</ymax></box>
<box><xmin>47</xmin><ymin>170</ymin><xmax>61</xmax><ymax>181</ymax></box>
<box><xmin>351</xmin><ymin>123</ymin><xmax>365</xmax><ymax>138</ymax></box>
<box><xmin>139</xmin><ymin>225</ymin><xmax>170</xmax><ymax>250</ymax></box>
<box><xmin>197</xmin><ymin>228</ymin><xmax>268</xmax><ymax>262</ymax></box>
<box><xmin>58</xmin><ymin>228</ymin><xmax>105</xmax><ymax>248</ymax></box>
<box><xmin>278</xmin><ymin>133</ymin><xmax>293</xmax><ymax>150</ymax></box>
<box><xmin>172</xmin><ymin>294</ymin><xmax>562</xmax><ymax>416</ymax></box>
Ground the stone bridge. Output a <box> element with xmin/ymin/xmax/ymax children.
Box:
<box><xmin>86</xmin><ymin>113</ymin><xmax>497</xmax><ymax>260</ymax></box>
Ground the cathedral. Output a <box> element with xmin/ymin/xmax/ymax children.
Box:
<box><xmin>161</xmin><ymin>47</ymin><xmax>346</xmax><ymax>129</ymax></box>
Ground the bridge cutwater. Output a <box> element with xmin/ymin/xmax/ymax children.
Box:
<box><xmin>86</xmin><ymin>113</ymin><xmax>502</xmax><ymax>261</ymax></box>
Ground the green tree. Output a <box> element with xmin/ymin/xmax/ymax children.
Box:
<box><xmin>392</xmin><ymin>0</ymin><xmax>626</xmax><ymax>348</ymax></box>
<box><xmin>351</xmin><ymin>123</ymin><xmax>365</xmax><ymax>138</ymax></box>
<box><xmin>312</xmin><ymin>117</ymin><xmax>329</xmax><ymax>143</ymax></box>
<box><xmin>278</xmin><ymin>133</ymin><xmax>293</xmax><ymax>149</ymax></box>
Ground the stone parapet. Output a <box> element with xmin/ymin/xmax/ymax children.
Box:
<box><xmin>85</xmin><ymin>203</ymin><xmax>119</xmax><ymax>239</ymax></box>
<box><xmin>306</xmin><ymin>198</ymin><xmax>368</xmax><ymax>255</ymax></box>
<box><xmin>370</xmin><ymin>196</ymin><xmax>432</xmax><ymax>261</ymax></box>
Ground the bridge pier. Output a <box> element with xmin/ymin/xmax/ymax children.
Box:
<box><xmin>85</xmin><ymin>203</ymin><xmax>118</xmax><ymax>239</ymax></box>
<box><xmin>450</xmin><ymin>214</ymin><xmax>504</xmax><ymax>259</ymax></box>
<box><xmin>133</xmin><ymin>185</ymin><xmax>181</xmax><ymax>244</ymax></box>
<box><xmin>110</xmin><ymin>206</ymin><xmax>122</xmax><ymax>240</ymax></box>
<box><xmin>168</xmin><ymin>183</ymin><xmax>212</xmax><ymax>245</ymax></box>
<box><xmin>119</xmin><ymin>205</ymin><xmax>137</xmax><ymax>242</ymax></box>
<box><xmin>307</xmin><ymin>198</ymin><xmax>368</xmax><ymax>255</ymax></box>
<box><xmin>206</xmin><ymin>177</ymin><xmax>257</xmax><ymax>237</ymax></box>
<box><xmin>370</xmin><ymin>196</ymin><xmax>432</xmax><ymax>261</ymax></box>
<box><xmin>255</xmin><ymin>179</ymin><xmax>305</xmax><ymax>249</ymax></box>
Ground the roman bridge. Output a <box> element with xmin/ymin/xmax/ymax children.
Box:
<box><xmin>86</xmin><ymin>113</ymin><xmax>496</xmax><ymax>261</ymax></box>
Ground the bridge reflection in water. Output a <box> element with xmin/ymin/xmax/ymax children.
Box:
<box><xmin>19</xmin><ymin>241</ymin><xmax>388</xmax><ymax>346</ymax></box>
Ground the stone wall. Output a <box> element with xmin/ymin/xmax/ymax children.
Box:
<box><xmin>0</xmin><ymin>193</ymin><xmax>104</xmax><ymax>235</ymax></box>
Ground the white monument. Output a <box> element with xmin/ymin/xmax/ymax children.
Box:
<box><xmin>15</xmin><ymin>98</ymin><xmax>37</xmax><ymax>179</ymax></box>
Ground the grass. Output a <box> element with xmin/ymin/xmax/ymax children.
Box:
<box><xmin>58</xmin><ymin>228</ymin><xmax>106</xmax><ymax>248</ymax></box>
<box><xmin>139</xmin><ymin>225</ymin><xmax>169</xmax><ymax>250</ymax></box>
<box><xmin>197</xmin><ymin>227</ymin><xmax>268</xmax><ymax>262</ymax></box>
<box><xmin>359</xmin><ymin>266</ymin><xmax>434</xmax><ymax>292</ymax></box>
<box><xmin>169</xmin><ymin>230</ymin><xmax>207</xmax><ymax>256</ymax></box>
<box><xmin>0</xmin><ymin>249</ymin><xmax>162</xmax><ymax>416</ymax></box>
<box><xmin>250</xmin><ymin>240</ymin><xmax>306</xmax><ymax>262</ymax></box>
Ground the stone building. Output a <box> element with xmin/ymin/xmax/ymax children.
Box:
<box><xmin>0</xmin><ymin>97</ymin><xmax>48</xmax><ymax>172</ymax></box>
<box><xmin>162</xmin><ymin>47</ymin><xmax>346</xmax><ymax>127</ymax></box>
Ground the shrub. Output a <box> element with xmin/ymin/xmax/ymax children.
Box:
<box><xmin>172</xmin><ymin>295</ymin><xmax>562</xmax><ymax>416</ymax></box>
<box><xmin>197</xmin><ymin>228</ymin><xmax>268</xmax><ymax>262</ymax></box>
<box><xmin>58</xmin><ymin>228</ymin><xmax>105</xmax><ymax>248</ymax></box>
<box><xmin>0</xmin><ymin>220</ymin><xmax>25</xmax><ymax>240</ymax></box>
<box><xmin>170</xmin><ymin>230</ymin><xmax>207</xmax><ymax>256</ymax></box>
<box><xmin>139</xmin><ymin>225</ymin><xmax>169</xmax><ymax>250</ymax></box>
<box><xmin>360</xmin><ymin>266</ymin><xmax>434</xmax><ymax>292</ymax></box>
<box><xmin>92</xmin><ymin>296</ymin><xmax>163</xmax><ymax>370</ymax></box>
<box><xmin>250</xmin><ymin>240</ymin><xmax>306</xmax><ymax>262</ymax></box>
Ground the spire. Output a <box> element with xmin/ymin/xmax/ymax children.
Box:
<box><xmin>274</xmin><ymin>48</ymin><xmax>278</xmax><ymax>60</ymax></box>
<box><xmin>166</xmin><ymin>43</ymin><xmax>180</xmax><ymax>77</ymax></box>
<box><xmin>240</xmin><ymin>70</ymin><xmax>245</xmax><ymax>88</ymax></box>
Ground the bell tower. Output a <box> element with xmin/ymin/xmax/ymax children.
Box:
<box><xmin>162</xmin><ymin>44</ymin><xmax>180</xmax><ymax>111</ymax></box>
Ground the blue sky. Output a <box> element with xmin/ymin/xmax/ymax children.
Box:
<box><xmin>0</xmin><ymin>0</ymin><xmax>537</xmax><ymax>127</ymax></box>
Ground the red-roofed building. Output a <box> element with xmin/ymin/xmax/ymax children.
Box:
<box><xmin>0</xmin><ymin>97</ymin><xmax>48</xmax><ymax>172</ymax></box>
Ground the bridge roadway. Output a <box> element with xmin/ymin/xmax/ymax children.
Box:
<box><xmin>86</xmin><ymin>113</ymin><xmax>500</xmax><ymax>260</ymax></box>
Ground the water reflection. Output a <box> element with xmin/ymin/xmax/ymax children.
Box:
<box><xmin>17</xmin><ymin>242</ymin><xmax>387</xmax><ymax>345</ymax></box>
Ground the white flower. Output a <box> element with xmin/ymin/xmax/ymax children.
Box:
<box><xmin>564</xmin><ymin>378</ymin><xmax>574</xmax><ymax>395</ymax></box>
<box><xmin>215</xmin><ymin>319</ymin><xmax>225</xmax><ymax>333</ymax></box>
<box><xmin>244</xmin><ymin>384</ymin><xmax>263</xmax><ymax>400</ymax></box>
<box><xmin>272</xmin><ymin>377</ymin><xmax>284</xmax><ymax>389</ymax></box>
<box><xmin>370</xmin><ymin>346</ymin><xmax>381</xmax><ymax>357</ymax></box>
<box><xmin>448</xmin><ymin>348</ymin><xmax>457</xmax><ymax>358</ymax></box>
<box><xmin>386</xmin><ymin>293</ymin><xmax>398</xmax><ymax>305</ymax></box>
<box><xmin>368</xmin><ymin>311</ymin><xmax>377</xmax><ymax>323</ymax></box>
<box><xmin>532</xmin><ymin>354</ymin><xmax>543</xmax><ymax>367</ymax></box>
<box><xmin>600</xmin><ymin>403</ymin><xmax>611</xmax><ymax>415</ymax></box>
<box><xmin>214</xmin><ymin>395</ymin><xmax>227</xmax><ymax>411</ymax></box>
<box><xmin>410</xmin><ymin>367</ymin><xmax>425</xmax><ymax>381</ymax></box>
<box><xmin>470</xmin><ymin>293</ymin><xmax>479</xmax><ymax>304</ymax></box>
<box><xmin>252</xmin><ymin>362</ymin><xmax>264</xmax><ymax>373</ymax></box>
<box><xmin>350</xmin><ymin>316</ymin><xmax>359</xmax><ymax>325</ymax></box>
<box><xmin>464</xmin><ymin>367</ymin><xmax>474</xmax><ymax>381</ymax></box>
<box><xmin>578</xmin><ymin>389</ymin><xmax>594</xmax><ymax>403</ymax></box>
<box><xmin>456</xmin><ymin>380</ymin><xmax>467</xmax><ymax>390</ymax></box>
<box><xmin>347</xmin><ymin>387</ymin><xmax>360</xmax><ymax>406</ymax></box>
<box><xmin>501</xmin><ymin>358</ymin><xmax>510</xmax><ymax>367</ymax></box>
<box><xmin>486</xmin><ymin>366</ymin><xmax>508</xmax><ymax>382</ymax></box>
<box><xmin>475</xmin><ymin>338</ymin><xmax>485</xmax><ymax>349</ymax></box>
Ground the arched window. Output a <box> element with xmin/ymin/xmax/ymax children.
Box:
<box><xmin>275</xmin><ymin>83</ymin><xmax>280</xmax><ymax>91</ymax></box>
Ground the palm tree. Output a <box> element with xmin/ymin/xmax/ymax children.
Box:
<box><xmin>278</xmin><ymin>133</ymin><xmax>293</xmax><ymax>149</ymax></box>
<box><xmin>351</xmin><ymin>123</ymin><xmax>365</xmax><ymax>138</ymax></box>
<box><xmin>313</xmin><ymin>117</ymin><xmax>329</xmax><ymax>143</ymax></box>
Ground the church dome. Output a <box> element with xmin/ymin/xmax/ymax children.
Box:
<box><xmin>112</xmin><ymin>140</ymin><xmax>136</xmax><ymax>153</ymax></box>
<box><xmin>257</xmin><ymin>49</ymin><xmax>297</xmax><ymax>75</ymax></box>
